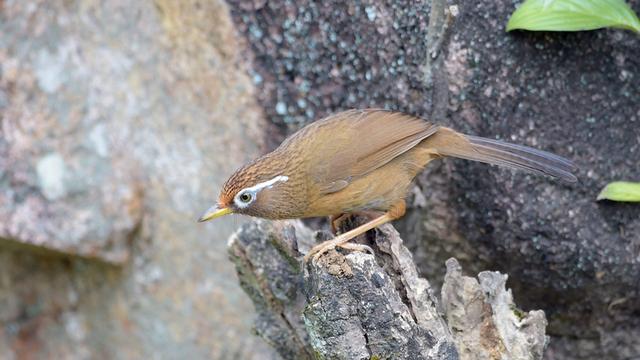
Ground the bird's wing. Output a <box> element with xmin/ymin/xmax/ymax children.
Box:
<box><xmin>285</xmin><ymin>109</ymin><xmax>438</xmax><ymax>194</ymax></box>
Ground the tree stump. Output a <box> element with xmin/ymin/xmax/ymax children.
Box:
<box><xmin>229</xmin><ymin>218</ymin><xmax>547</xmax><ymax>360</ymax></box>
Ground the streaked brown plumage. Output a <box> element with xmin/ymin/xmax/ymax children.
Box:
<box><xmin>200</xmin><ymin>109</ymin><xmax>576</xmax><ymax>261</ymax></box>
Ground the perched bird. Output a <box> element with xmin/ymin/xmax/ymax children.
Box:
<box><xmin>199</xmin><ymin>109</ymin><xmax>576</xmax><ymax>262</ymax></box>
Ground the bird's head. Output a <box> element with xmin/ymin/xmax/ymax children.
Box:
<box><xmin>198</xmin><ymin>161</ymin><xmax>290</xmax><ymax>222</ymax></box>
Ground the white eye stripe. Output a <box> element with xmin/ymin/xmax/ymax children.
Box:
<box><xmin>233</xmin><ymin>175</ymin><xmax>289</xmax><ymax>208</ymax></box>
<box><xmin>243</xmin><ymin>175</ymin><xmax>289</xmax><ymax>193</ymax></box>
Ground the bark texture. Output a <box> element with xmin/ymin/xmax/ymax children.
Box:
<box><xmin>229</xmin><ymin>217</ymin><xmax>548</xmax><ymax>360</ymax></box>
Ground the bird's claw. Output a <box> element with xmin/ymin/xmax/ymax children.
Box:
<box><xmin>303</xmin><ymin>238</ymin><xmax>374</xmax><ymax>264</ymax></box>
<box><xmin>303</xmin><ymin>239</ymin><xmax>338</xmax><ymax>263</ymax></box>
<box><xmin>338</xmin><ymin>242</ymin><xmax>374</xmax><ymax>255</ymax></box>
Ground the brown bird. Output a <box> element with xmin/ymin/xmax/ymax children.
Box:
<box><xmin>199</xmin><ymin>109</ymin><xmax>576</xmax><ymax>262</ymax></box>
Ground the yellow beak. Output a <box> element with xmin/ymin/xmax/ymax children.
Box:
<box><xmin>198</xmin><ymin>206</ymin><xmax>232</xmax><ymax>222</ymax></box>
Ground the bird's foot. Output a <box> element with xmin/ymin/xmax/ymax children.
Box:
<box><xmin>307</xmin><ymin>207</ymin><xmax>401</xmax><ymax>264</ymax></box>
<box><xmin>303</xmin><ymin>235</ymin><xmax>373</xmax><ymax>264</ymax></box>
<box><xmin>338</xmin><ymin>242</ymin><xmax>374</xmax><ymax>255</ymax></box>
<box><xmin>304</xmin><ymin>236</ymin><xmax>346</xmax><ymax>263</ymax></box>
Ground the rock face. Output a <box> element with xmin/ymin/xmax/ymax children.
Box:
<box><xmin>226</xmin><ymin>0</ymin><xmax>640</xmax><ymax>358</ymax></box>
<box><xmin>0</xmin><ymin>0</ymin><xmax>275</xmax><ymax>358</ymax></box>
<box><xmin>229</xmin><ymin>217</ymin><xmax>548</xmax><ymax>360</ymax></box>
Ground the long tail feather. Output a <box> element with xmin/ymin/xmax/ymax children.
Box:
<box><xmin>465</xmin><ymin>135</ymin><xmax>577</xmax><ymax>182</ymax></box>
<box><xmin>422</xmin><ymin>128</ymin><xmax>577</xmax><ymax>182</ymax></box>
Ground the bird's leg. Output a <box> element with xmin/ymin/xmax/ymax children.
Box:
<box><xmin>329</xmin><ymin>213</ymin><xmax>347</xmax><ymax>234</ymax></box>
<box><xmin>330</xmin><ymin>211</ymin><xmax>380</xmax><ymax>234</ymax></box>
<box><xmin>304</xmin><ymin>200</ymin><xmax>406</xmax><ymax>263</ymax></box>
<box><xmin>304</xmin><ymin>214</ymin><xmax>392</xmax><ymax>262</ymax></box>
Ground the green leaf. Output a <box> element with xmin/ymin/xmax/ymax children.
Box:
<box><xmin>507</xmin><ymin>0</ymin><xmax>640</xmax><ymax>34</ymax></box>
<box><xmin>597</xmin><ymin>181</ymin><xmax>640</xmax><ymax>202</ymax></box>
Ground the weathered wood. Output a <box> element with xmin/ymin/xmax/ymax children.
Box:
<box><xmin>229</xmin><ymin>217</ymin><xmax>547</xmax><ymax>360</ymax></box>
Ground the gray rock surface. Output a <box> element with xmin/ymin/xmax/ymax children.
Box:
<box><xmin>0</xmin><ymin>0</ymin><xmax>275</xmax><ymax>358</ymax></box>
<box><xmin>226</xmin><ymin>0</ymin><xmax>640</xmax><ymax>358</ymax></box>
<box><xmin>229</xmin><ymin>217</ymin><xmax>548</xmax><ymax>360</ymax></box>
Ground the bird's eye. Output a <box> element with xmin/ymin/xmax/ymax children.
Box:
<box><xmin>239</xmin><ymin>192</ymin><xmax>252</xmax><ymax>203</ymax></box>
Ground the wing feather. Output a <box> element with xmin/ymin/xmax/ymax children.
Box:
<box><xmin>281</xmin><ymin>110</ymin><xmax>438</xmax><ymax>194</ymax></box>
